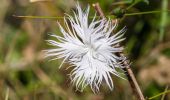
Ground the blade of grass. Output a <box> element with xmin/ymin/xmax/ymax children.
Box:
<box><xmin>149</xmin><ymin>89</ymin><xmax>170</xmax><ymax>100</ymax></box>
<box><xmin>159</xmin><ymin>0</ymin><xmax>168</xmax><ymax>42</ymax></box>
<box><xmin>5</xmin><ymin>88</ymin><xmax>9</xmax><ymax>100</ymax></box>
<box><xmin>161</xmin><ymin>85</ymin><xmax>169</xmax><ymax>100</ymax></box>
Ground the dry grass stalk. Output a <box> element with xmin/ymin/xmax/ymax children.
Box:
<box><xmin>92</xmin><ymin>2</ymin><xmax>145</xmax><ymax>100</ymax></box>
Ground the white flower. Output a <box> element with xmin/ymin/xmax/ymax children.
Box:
<box><xmin>45</xmin><ymin>4</ymin><xmax>126</xmax><ymax>93</ymax></box>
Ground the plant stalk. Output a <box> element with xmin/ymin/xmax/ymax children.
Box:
<box><xmin>92</xmin><ymin>3</ymin><xmax>145</xmax><ymax>100</ymax></box>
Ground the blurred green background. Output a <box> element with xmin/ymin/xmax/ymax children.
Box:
<box><xmin>0</xmin><ymin>0</ymin><xmax>170</xmax><ymax>100</ymax></box>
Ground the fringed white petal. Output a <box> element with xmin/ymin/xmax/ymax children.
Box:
<box><xmin>45</xmin><ymin>4</ymin><xmax>126</xmax><ymax>93</ymax></box>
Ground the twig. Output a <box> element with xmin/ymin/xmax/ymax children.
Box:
<box><xmin>92</xmin><ymin>3</ymin><xmax>145</xmax><ymax>100</ymax></box>
<box><xmin>161</xmin><ymin>85</ymin><xmax>169</xmax><ymax>100</ymax></box>
<box><xmin>92</xmin><ymin>3</ymin><xmax>105</xmax><ymax>19</ymax></box>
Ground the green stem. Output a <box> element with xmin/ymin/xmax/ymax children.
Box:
<box><xmin>13</xmin><ymin>10</ymin><xmax>170</xmax><ymax>20</ymax></box>
<box><xmin>13</xmin><ymin>15</ymin><xmax>99</xmax><ymax>19</ymax></box>
<box><xmin>148</xmin><ymin>89</ymin><xmax>170</xmax><ymax>100</ymax></box>
<box><xmin>161</xmin><ymin>85</ymin><xmax>169</xmax><ymax>100</ymax></box>
<box><xmin>5</xmin><ymin>88</ymin><xmax>9</xmax><ymax>100</ymax></box>
<box><xmin>126</xmin><ymin>0</ymin><xmax>140</xmax><ymax>10</ymax></box>
<box><xmin>112</xmin><ymin>1</ymin><xmax>131</xmax><ymax>5</ymax></box>
<box><xmin>159</xmin><ymin>0</ymin><xmax>168</xmax><ymax>42</ymax></box>
<box><xmin>13</xmin><ymin>15</ymin><xmax>63</xmax><ymax>19</ymax></box>
<box><xmin>125</xmin><ymin>10</ymin><xmax>170</xmax><ymax>16</ymax></box>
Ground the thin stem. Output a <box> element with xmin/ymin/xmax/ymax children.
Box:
<box><xmin>92</xmin><ymin>3</ymin><xmax>105</xmax><ymax>18</ymax></box>
<box><xmin>125</xmin><ymin>10</ymin><xmax>170</xmax><ymax>16</ymax></box>
<box><xmin>126</xmin><ymin>0</ymin><xmax>140</xmax><ymax>10</ymax></box>
<box><xmin>13</xmin><ymin>15</ymin><xmax>96</xmax><ymax>19</ymax></box>
<box><xmin>13</xmin><ymin>15</ymin><xmax>63</xmax><ymax>19</ymax></box>
<box><xmin>13</xmin><ymin>10</ymin><xmax>170</xmax><ymax>20</ymax></box>
<box><xmin>149</xmin><ymin>89</ymin><xmax>170</xmax><ymax>100</ymax></box>
<box><xmin>161</xmin><ymin>85</ymin><xmax>169</xmax><ymax>100</ymax></box>
<box><xmin>112</xmin><ymin>1</ymin><xmax>131</xmax><ymax>6</ymax></box>
<box><xmin>5</xmin><ymin>88</ymin><xmax>9</xmax><ymax>100</ymax></box>
<box><xmin>159</xmin><ymin>0</ymin><xmax>168</xmax><ymax>42</ymax></box>
<box><xmin>92</xmin><ymin>2</ymin><xmax>145</xmax><ymax>100</ymax></box>
<box><xmin>13</xmin><ymin>14</ymin><xmax>115</xmax><ymax>19</ymax></box>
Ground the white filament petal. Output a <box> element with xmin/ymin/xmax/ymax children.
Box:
<box><xmin>45</xmin><ymin>4</ymin><xmax>126</xmax><ymax>93</ymax></box>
